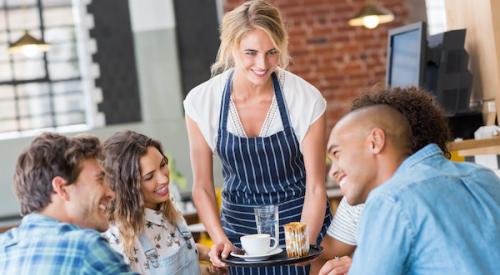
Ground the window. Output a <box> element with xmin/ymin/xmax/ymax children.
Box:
<box><xmin>0</xmin><ymin>0</ymin><xmax>91</xmax><ymax>137</ymax></box>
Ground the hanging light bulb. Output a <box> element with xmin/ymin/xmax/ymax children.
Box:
<box><xmin>362</xmin><ymin>15</ymin><xmax>380</xmax><ymax>29</ymax></box>
<box><xmin>8</xmin><ymin>30</ymin><xmax>50</xmax><ymax>57</ymax></box>
<box><xmin>349</xmin><ymin>3</ymin><xmax>394</xmax><ymax>29</ymax></box>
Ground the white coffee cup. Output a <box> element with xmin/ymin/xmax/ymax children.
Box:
<box><xmin>240</xmin><ymin>233</ymin><xmax>278</xmax><ymax>255</ymax></box>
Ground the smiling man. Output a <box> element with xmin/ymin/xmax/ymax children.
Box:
<box><xmin>320</xmin><ymin>102</ymin><xmax>500</xmax><ymax>274</ymax></box>
<box><xmin>0</xmin><ymin>133</ymin><xmax>136</xmax><ymax>274</ymax></box>
<box><xmin>311</xmin><ymin>88</ymin><xmax>455</xmax><ymax>274</ymax></box>
<box><xmin>329</xmin><ymin>105</ymin><xmax>411</xmax><ymax>205</ymax></box>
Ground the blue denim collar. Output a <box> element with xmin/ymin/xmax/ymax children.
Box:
<box><xmin>394</xmin><ymin>143</ymin><xmax>443</xmax><ymax>178</ymax></box>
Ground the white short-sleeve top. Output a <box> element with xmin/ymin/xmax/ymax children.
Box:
<box><xmin>183</xmin><ymin>68</ymin><xmax>326</xmax><ymax>153</ymax></box>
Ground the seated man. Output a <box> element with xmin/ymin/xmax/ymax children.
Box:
<box><xmin>320</xmin><ymin>98</ymin><xmax>500</xmax><ymax>274</ymax></box>
<box><xmin>313</xmin><ymin>87</ymin><xmax>452</xmax><ymax>272</ymax></box>
<box><xmin>0</xmin><ymin>133</ymin><xmax>136</xmax><ymax>274</ymax></box>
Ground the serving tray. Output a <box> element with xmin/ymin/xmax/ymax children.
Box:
<box><xmin>222</xmin><ymin>245</ymin><xmax>323</xmax><ymax>267</ymax></box>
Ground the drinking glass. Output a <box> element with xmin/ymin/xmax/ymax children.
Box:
<box><xmin>254</xmin><ymin>205</ymin><xmax>279</xmax><ymax>246</ymax></box>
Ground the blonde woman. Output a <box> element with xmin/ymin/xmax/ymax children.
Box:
<box><xmin>184</xmin><ymin>1</ymin><xmax>332</xmax><ymax>274</ymax></box>
<box><xmin>102</xmin><ymin>131</ymin><xmax>208</xmax><ymax>274</ymax></box>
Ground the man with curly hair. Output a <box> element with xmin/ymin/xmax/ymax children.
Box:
<box><xmin>352</xmin><ymin>86</ymin><xmax>451</xmax><ymax>157</ymax></box>
<box><xmin>0</xmin><ymin>133</ymin><xmax>136</xmax><ymax>274</ymax></box>
<box><xmin>313</xmin><ymin>87</ymin><xmax>452</xmax><ymax>271</ymax></box>
<box><xmin>319</xmin><ymin>87</ymin><xmax>500</xmax><ymax>274</ymax></box>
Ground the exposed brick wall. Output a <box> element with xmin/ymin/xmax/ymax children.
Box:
<box><xmin>225</xmin><ymin>0</ymin><xmax>409</xmax><ymax>130</ymax></box>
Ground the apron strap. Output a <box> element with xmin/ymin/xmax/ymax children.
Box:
<box><xmin>271</xmin><ymin>72</ymin><xmax>292</xmax><ymax>129</ymax></box>
<box><xmin>218</xmin><ymin>71</ymin><xmax>234</xmax><ymax>132</ymax></box>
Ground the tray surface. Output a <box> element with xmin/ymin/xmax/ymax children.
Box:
<box><xmin>222</xmin><ymin>245</ymin><xmax>323</xmax><ymax>267</ymax></box>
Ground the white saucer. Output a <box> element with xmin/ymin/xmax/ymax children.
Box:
<box><xmin>230</xmin><ymin>247</ymin><xmax>283</xmax><ymax>262</ymax></box>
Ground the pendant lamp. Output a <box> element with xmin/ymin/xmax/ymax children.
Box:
<box><xmin>348</xmin><ymin>3</ymin><xmax>394</xmax><ymax>29</ymax></box>
<box><xmin>8</xmin><ymin>30</ymin><xmax>50</xmax><ymax>57</ymax></box>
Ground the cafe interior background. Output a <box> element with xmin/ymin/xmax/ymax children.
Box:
<box><xmin>1</xmin><ymin>0</ymin><xmax>500</xmax><ymax>232</ymax></box>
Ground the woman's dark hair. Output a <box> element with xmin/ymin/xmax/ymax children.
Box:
<box><xmin>102</xmin><ymin>130</ymin><xmax>179</xmax><ymax>258</ymax></box>
<box><xmin>352</xmin><ymin>86</ymin><xmax>452</xmax><ymax>158</ymax></box>
<box><xmin>14</xmin><ymin>132</ymin><xmax>102</xmax><ymax>215</ymax></box>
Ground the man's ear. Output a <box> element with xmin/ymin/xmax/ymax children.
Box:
<box><xmin>368</xmin><ymin>128</ymin><xmax>386</xmax><ymax>154</ymax></box>
<box><xmin>52</xmin><ymin>176</ymin><xmax>70</xmax><ymax>201</ymax></box>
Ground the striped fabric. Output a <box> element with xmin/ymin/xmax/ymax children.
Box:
<box><xmin>327</xmin><ymin>197</ymin><xmax>364</xmax><ymax>245</ymax></box>
<box><xmin>216</xmin><ymin>72</ymin><xmax>332</xmax><ymax>275</ymax></box>
<box><xmin>0</xmin><ymin>213</ymin><xmax>136</xmax><ymax>274</ymax></box>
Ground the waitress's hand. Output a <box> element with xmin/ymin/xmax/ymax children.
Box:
<box><xmin>319</xmin><ymin>256</ymin><xmax>352</xmax><ymax>275</ymax></box>
<box><xmin>208</xmin><ymin>238</ymin><xmax>235</xmax><ymax>268</ymax></box>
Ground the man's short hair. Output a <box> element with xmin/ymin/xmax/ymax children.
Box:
<box><xmin>352</xmin><ymin>86</ymin><xmax>451</xmax><ymax>158</ymax></box>
<box><xmin>14</xmin><ymin>133</ymin><xmax>102</xmax><ymax>215</ymax></box>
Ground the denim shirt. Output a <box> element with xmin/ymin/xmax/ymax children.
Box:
<box><xmin>350</xmin><ymin>144</ymin><xmax>500</xmax><ymax>275</ymax></box>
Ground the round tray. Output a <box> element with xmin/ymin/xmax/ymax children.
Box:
<box><xmin>222</xmin><ymin>245</ymin><xmax>323</xmax><ymax>267</ymax></box>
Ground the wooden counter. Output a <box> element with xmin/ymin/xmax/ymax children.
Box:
<box><xmin>448</xmin><ymin>136</ymin><xmax>500</xmax><ymax>156</ymax></box>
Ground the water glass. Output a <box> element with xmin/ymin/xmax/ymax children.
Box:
<box><xmin>254</xmin><ymin>205</ymin><xmax>279</xmax><ymax>244</ymax></box>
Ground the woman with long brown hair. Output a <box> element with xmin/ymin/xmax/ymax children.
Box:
<box><xmin>102</xmin><ymin>130</ymin><xmax>208</xmax><ymax>274</ymax></box>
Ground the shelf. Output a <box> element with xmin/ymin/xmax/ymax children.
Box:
<box><xmin>448</xmin><ymin>137</ymin><xmax>500</xmax><ymax>156</ymax></box>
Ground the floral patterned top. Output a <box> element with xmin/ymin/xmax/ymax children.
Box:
<box><xmin>103</xmin><ymin>208</ymin><xmax>197</xmax><ymax>273</ymax></box>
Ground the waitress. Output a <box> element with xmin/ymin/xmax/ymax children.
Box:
<box><xmin>184</xmin><ymin>1</ymin><xmax>331</xmax><ymax>274</ymax></box>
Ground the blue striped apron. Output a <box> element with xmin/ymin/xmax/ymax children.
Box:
<box><xmin>216</xmin><ymin>72</ymin><xmax>332</xmax><ymax>275</ymax></box>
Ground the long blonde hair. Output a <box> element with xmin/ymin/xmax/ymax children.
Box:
<box><xmin>211</xmin><ymin>0</ymin><xmax>289</xmax><ymax>76</ymax></box>
<box><xmin>102</xmin><ymin>130</ymin><xmax>180</xmax><ymax>258</ymax></box>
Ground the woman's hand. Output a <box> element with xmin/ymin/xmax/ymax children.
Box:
<box><xmin>318</xmin><ymin>256</ymin><xmax>352</xmax><ymax>275</ymax></box>
<box><xmin>208</xmin><ymin>239</ymin><xmax>235</xmax><ymax>268</ymax></box>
